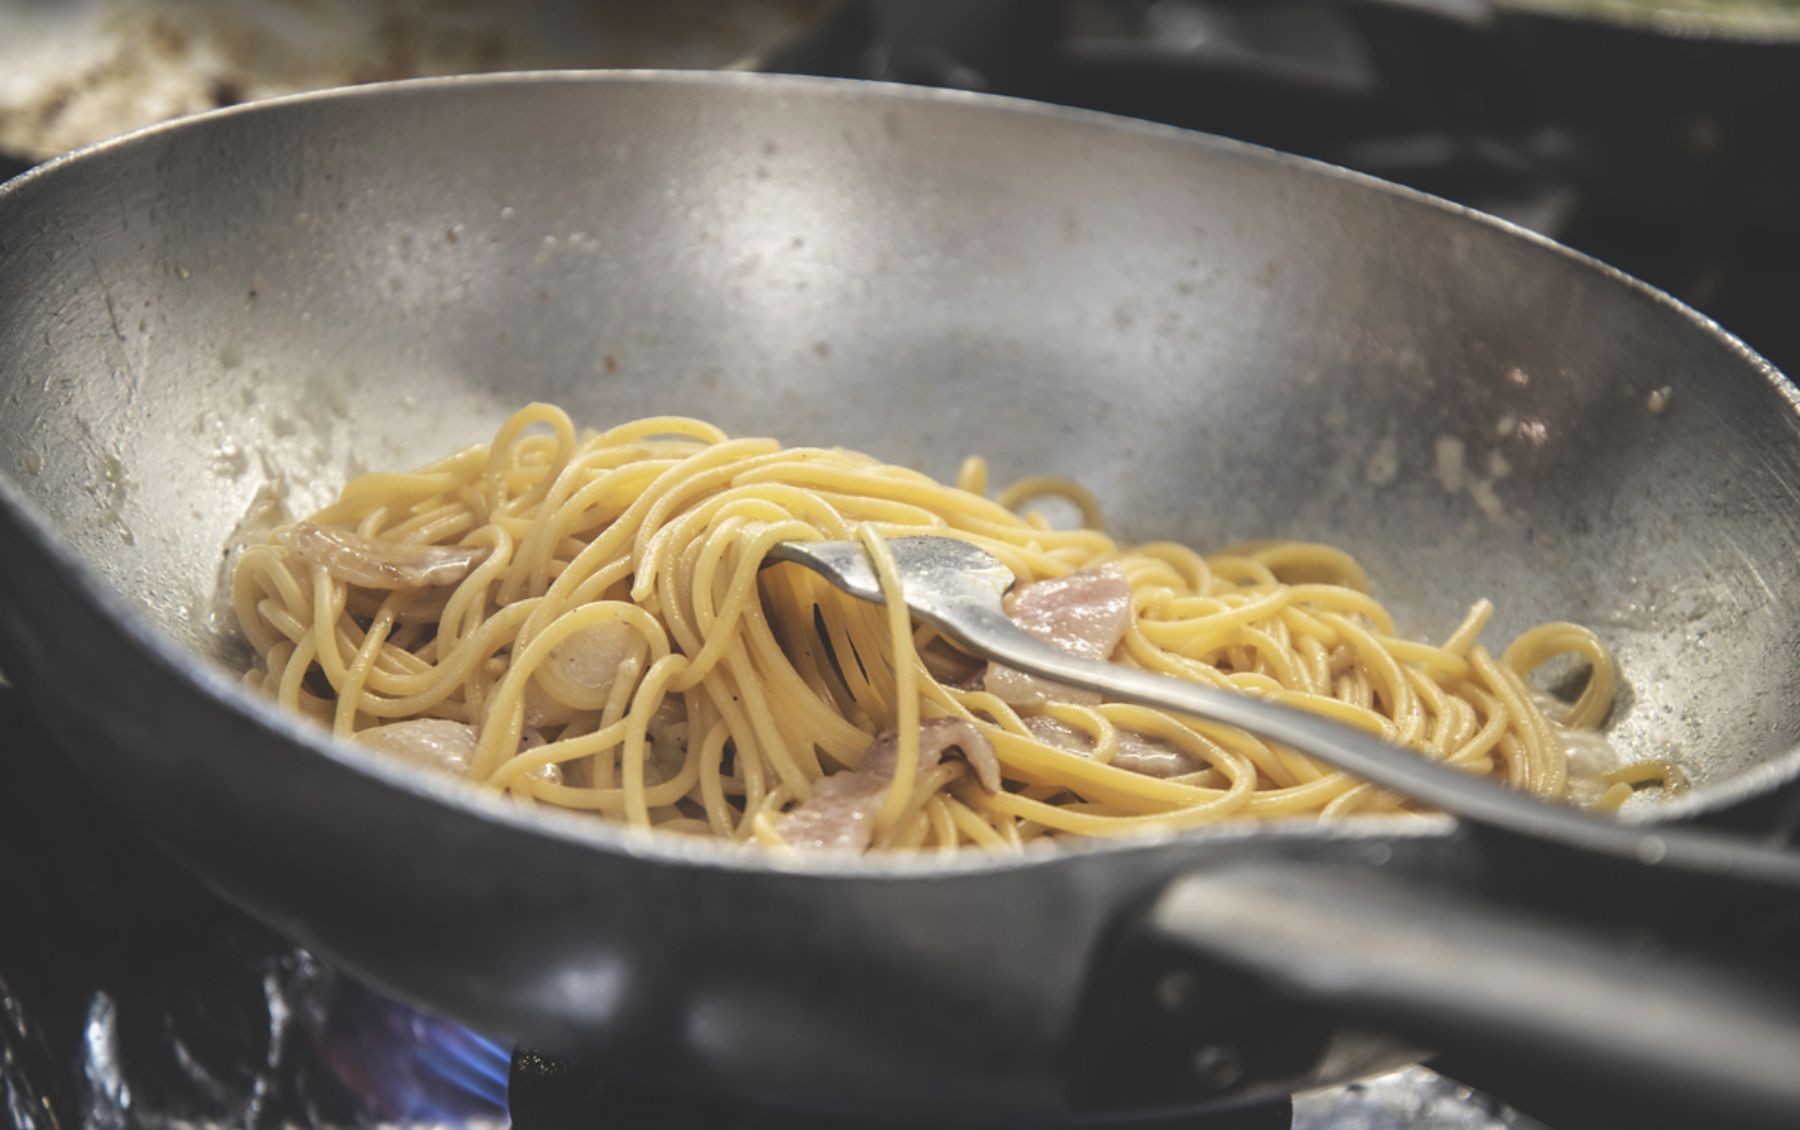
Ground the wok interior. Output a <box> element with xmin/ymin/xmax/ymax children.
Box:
<box><xmin>3</xmin><ymin>73</ymin><xmax>1799</xmax><ymax>810</ymax></box>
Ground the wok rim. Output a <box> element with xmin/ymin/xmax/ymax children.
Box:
<box><xmin>0</xmin><ymin>68</ymin><xmax>1792</xmax><ymax>879</ymax></box>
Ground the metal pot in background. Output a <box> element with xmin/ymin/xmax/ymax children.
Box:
<box><xmin>0</xmin><ymin>0</ymin><xmax>835</xmax><ymax>164</ymax></box>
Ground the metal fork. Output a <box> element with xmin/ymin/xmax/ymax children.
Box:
<box><xmin>766</xmin><ymin>535</ymin><xmax>1800</xmax><ymax>887</ymax></box>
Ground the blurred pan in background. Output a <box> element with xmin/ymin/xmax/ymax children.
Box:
<box><xmin>0</xmin><ymin>0</ymin><xmax>836</xmax><ymax>167</ymax></box>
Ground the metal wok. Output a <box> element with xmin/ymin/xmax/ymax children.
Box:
<box><xmin>2</xmin><ymin>72</ymin><xmax>1800</xmax><ymax>1127</ymax></box>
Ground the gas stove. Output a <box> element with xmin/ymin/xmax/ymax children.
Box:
<box><xmin>0</xmin><ymin>681</ymin><xmax>1540</xmax><ymax>1129</ymax></box>
<box><xmin>5</xmin><ymin>2</ymin><xmax>1796</xmax><ymax>1127</ymax></box>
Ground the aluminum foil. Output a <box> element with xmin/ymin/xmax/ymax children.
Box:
<box><xmin>0</xmin><ymin>955</ymin><xmax>508</xmax><ymax>1129</ymax></box>
<box><xmin>1294</xmin><ymin>1067</ymin><xmax>1548</xmax><ymax>1130</ymax></box>
<box><xmin>0</xmin><ymin>680</ymin><xmax>506</xmax><ymax>1129</ymax></box>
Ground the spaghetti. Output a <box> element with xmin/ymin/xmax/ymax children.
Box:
<box><xmin>231</xmin><ymin>404</ymin><xmax>1674</xmax><ymax>853</ymax></box>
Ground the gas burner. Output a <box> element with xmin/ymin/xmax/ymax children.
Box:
<box><xmin>1</xmin><ymin>671</ymin><xmax>1544</xmax><ymax>1130</ymax></box>
<box><xmin>308</xmin><ymin>979</ymin><xmax>508</xmax><ymax>1126</ymax></box>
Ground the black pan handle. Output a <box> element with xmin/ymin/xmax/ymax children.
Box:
<box><xmin>1145</xmin><ymin>859</ymin><xmax>1800</xmax><ymax>1130</ymax></box>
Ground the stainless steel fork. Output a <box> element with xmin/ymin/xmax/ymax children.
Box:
<box><xmin>767</xmin><ymin>534</ymin><xmax>1800</xmax><ymax>887</ymax></box>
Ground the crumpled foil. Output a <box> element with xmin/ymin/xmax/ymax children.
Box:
<box><xmin>0</xmin><ymin>955</ymin><xmax>507</xmax><ymax>1130</ymax></box>
<box><xmin>2</xmin><ymin>974</ymin><xmax>60</xmax><ymax>1130</ymax></box>
<box><xmin>0</xmin><ymin>686</ymin><xmax>504</xmax><ymax>1129</ymax></box>
<box><xmin>1294</xmin><ymin>1067</ymin><xmax>1548</xmax><ymax>1130</ymax></box>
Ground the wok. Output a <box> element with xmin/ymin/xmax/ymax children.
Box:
<box><xmin>3</xmin><ymin>72</ymin><xmax>1800</xmax><ymax>1126</ymax></box>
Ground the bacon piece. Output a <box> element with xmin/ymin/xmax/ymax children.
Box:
<box><xmin>279</xmin><ymin>522</ymin><xmax>484</xmax><ymax>589</ymax></box>
<box><xmin>1023</xmin><ymin>715</ymin><xmax>1201</xmax><ymax>779</ymax></box>
<box><xmin>773</xmin><ymin>771</ymin><xmax>887</xmax><ymax>854</ymax></box>
<box><xmin>984</xmin><ymin>566</ymin><xmax>1131</xmax><ymax>706</ymax></box>
<box><xmin>776</xmin><ymin>718</ymin><xmax>999</xmax><ymax>852</ymax></box>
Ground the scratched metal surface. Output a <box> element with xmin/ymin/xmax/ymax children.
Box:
<box><xmin>2</xmin><ymin>75</ymin><xmax>1800</xmax><ymax>1119</ymax></box>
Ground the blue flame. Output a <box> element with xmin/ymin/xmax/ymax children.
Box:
<box><xmin>410</xmin><ymin>1020</ymin><xmax>510</xmax><ymax>1112</ymax></box>
<box><xmin>306</xmin><ymin>975</ymin><xmax>509</xmax><ymax>1125</ymax></box>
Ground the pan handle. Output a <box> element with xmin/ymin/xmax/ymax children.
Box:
<box><xmin>1142</xmin><ymin>859</ymin><xmax>1800</xmax><ymax>1130</ymax></box>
